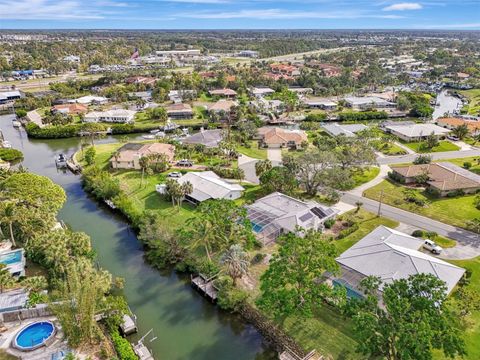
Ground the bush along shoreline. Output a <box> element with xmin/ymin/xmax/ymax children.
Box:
<box><xmin>80</xmin><ymin>164</ymin><xmax>306</xmax><ymax>356</ymax></box>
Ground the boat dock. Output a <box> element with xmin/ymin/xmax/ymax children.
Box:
<box><xmin>120</xmin><ymin>314</ymin><xmax>138</xmax><ymax>336</ymax></box>
<box><xmin>133</xmin><ymin>342</ymin><xmax>154</xmax><ymax>360</ymax></box>
<box><xmin>279</xmin><ymin>348</ymin><xmax>321</xmax><ymax>360</ymax></box>
<box><xmin>66</xmin><ymin>157</ymin><xmax>82</xmax><ymax>173</ymax></box>
<box><xmin>191</xmin><ymin>273</ymin><xmax>219</xmax><ymax>302</ymax></box>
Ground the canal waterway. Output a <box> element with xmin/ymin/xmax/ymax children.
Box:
<box><xmin>0</xmin><ymin>114</ymin><xmax>275</xmax><ymax>360</ymax></box>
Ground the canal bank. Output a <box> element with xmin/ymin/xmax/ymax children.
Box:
<box><xmin>0</xmin><ymin>114</ymin><xmax>276</xmax><ymax>360</ymax></box>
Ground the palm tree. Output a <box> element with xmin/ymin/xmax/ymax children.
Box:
<box><xmin>221</xmin><ymin>245</ymin><xmax>249</xmax><ymax>286</ymax></box>
<box><xmin>452</xmin><ymin>124</ymin><xmax>469</xmax><ymax>140</ymax></box>
<box><xmin>0</xmin><ymin>202</ymin><xmax>19</xmax><ymax>247</ymax></box>
<box><xmin>21</xmin><ymin>275</ymin><xmax>48</xmax><ymax>292</ymax></box>
<box><xmin>139</xmin><ymin>156</ymin><xmax>150</xmax><ymax>188</ymax></box>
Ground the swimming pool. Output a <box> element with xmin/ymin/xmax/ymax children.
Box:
<box><xmin>332</xmin><ymin>279</ymin><xmax>364</xmax><ymax>300</ymax></box>
<box><xmin>0</xmin><ymin>250</ymin><xmax>22</xmax><ymax>265</ymax></box>
<box><xmin>13</xmin><ymin>321</ymin><xmax>56</xmax><ymax>351</ymax></box>
<box><xmin>251</xmin><ymin>222</ymin><xmax>264</xmax><ymax>233</ymax></box>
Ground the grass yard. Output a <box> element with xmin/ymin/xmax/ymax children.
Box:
<box><xmin>402</xmin><ymin>140</ymin><xmax>460</xmax><ymax>153</ymax></box>
<box><xmin>371</xmin><ymin>140</ymin><xmax>407</xmax><ymax>156</ymax></box>
<box><xmin>351</xmin><ymin>166</ymin><xmax>380</xmax><ymax>188</ymax></box>
<box><xmin>438</xmin><ymin>156</ymin><xmax>480</xmax><ymax>175</ymax></box>
<box><xmin>236</xmin><ymin>141</ymin><xmax>268</xmax><ymax>160</ymax></box>
<box><xmin>363</xmin><ymin>180</ymin><xmax>479</xmax><ymax>228</ymax></box>
<box><xmin>460</xmin><ymin>89</ymin><xmax>480</xmax><ymax>116</ymax></box>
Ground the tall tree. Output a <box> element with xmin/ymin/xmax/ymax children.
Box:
<box><xmin>352</xmin><ymin>274</ymin><xmax>466</xmax><ymax>360</ymax></box>
<box><xmin>220</xmin><ymin>244</ymin><xmax>249</xmax><ymax>286</ymax></box>
<box><xmin>257</xmin><ymin>230</ymin><xmax>342</xmax><ymax>317</ymax></box>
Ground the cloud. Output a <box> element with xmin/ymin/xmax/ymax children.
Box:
<box><xmin>382</xmin><ymin>2</ymin><xmax>423</xmax><ymax>11</ymax></box>
<box><xmin>166</xmin><ymin>0</ymin><xmax>229</xmax><ymax>3</ymax></box>
<box><xmin>176</xmin><ymin>8</ymin><xmax>404</xmax><ymax>19</ymax></box>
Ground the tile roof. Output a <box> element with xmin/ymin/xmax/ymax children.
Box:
<box><xmin>336</xmin><ymin>226</ymin><xmax>465</xmax><ymax>294</ymax></box>
<box><xmin>437</xmin><ymin>117</ymin><xmax>480</xmax><ymax>133</ymax></box>
<box><xmin>258</xmin><ymin>127</ymin><xmax>308</xmax><ymax>145</ymax></box>
<box><xmin>113</xmin><ymin>143</ymin><xmax>175</xmax><ymax>163</ymax></box>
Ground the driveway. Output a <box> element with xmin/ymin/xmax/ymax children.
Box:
<box><xmin>238</xmin><ymin>154</ymin><xmax>260</xmax><ymax>184</ymax></box>
<box><xmin>267</xmin><ymin>148</ymin><xmax>282</xmax><ymax>165</ymax></box>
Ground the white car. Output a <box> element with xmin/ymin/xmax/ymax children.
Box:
<box><xmin>423</xmin><ymin>239</ymin><xmax>443</xmax><ymax>255</ymax></box>
<box><xmin>167</xmin><ymin>172</ymin><xmax>182</xmax><ymax>178</ymax></box>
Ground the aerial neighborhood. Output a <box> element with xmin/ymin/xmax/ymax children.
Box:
<box><xmin>0</xmin><ymin>29</ymin><xmax>480</xmax><ymax>360</ymax></box>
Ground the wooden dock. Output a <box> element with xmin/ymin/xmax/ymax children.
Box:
<box><xmin>191</xmin><ymin>273</ymin><xmax>219</xmax><ymax>301</ymax></box>
<box><xmin>66</xmin><ymin>158</ymin><xmax>82</xmax><ymax>173</ymax></box>
<box><xmin>133</xmin><ymin>342</ymin><xmax>154</xmax><ymax>360</ymax></box>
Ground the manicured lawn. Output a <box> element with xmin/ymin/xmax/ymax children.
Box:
<box><xmin>432</xmin><ymin>235</ymin><xmax>456</xmax><ymax>248</ymax></box>
<box><xmin>372</xmin><ymin>140</ymin><xmax>407</xmax><ymax>155</ymax></box>
<box><xmin>237</xmin><ymin>141</ymin><xmax>268</xmax><ymax>160</ymax></box>
<box><xmin>351</xmin><ymin>166</ymin><xmax>380</xmax><ymax>188</ymax></box>
<box><xmin>460</xmin><ymin>89</ymin><xmax>480</xmax><ymax>116</ymax></box>
<box><xmin>402</xmin><ymin>140</ymin><xmax>460</xmax><ymax>153</ymax></box>
<box><xmin>363</xmin><ymin>180</ymin><xmax>479</xmax><ymax>229</ymax></box>
<box><xmin>438</xmin><ymin>156</ymin><xmax>480</xmax><ymax>175</ymax></box>
<box><xmin>334</xmin><ymin>209</ymin><xmax>399</xmax><ymax>253</ymax></box>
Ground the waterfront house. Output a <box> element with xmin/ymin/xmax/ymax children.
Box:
<box><xmin>176</xmin><ymin>171</ymin><xmax>245</xmax><ymax>204</ymax></box>
<box><xmin>303</xmin><ymin>98</ymin><xmax>337</xmax><ymax>110</ymax></box>
<box><xmin>182</xmin><ymin>129</ymin><xmax>224</xmax><ymax>148</ymax></box>
<box><xmin>166</xmin><ymin>103</ymin><xmax>194</xmax><ymax>120</ymax></box>
<box><xmin>333</xmin><ymin>226</ymin><xmax>465</xmax><ymax>299</ymax></box>
<box><xmin>257</xmin><ymin>127</ymin><xmax>307</xmax><ymax>149</ymax></box>
<box><xmin>436</xmin><ymin>117</ymin><xmax>480</xmax><ymax>136</ymax></box>
<box><xmin>51</xmin><ymin>103</ymin><xmax>88</xmax><ymax>115</ymax></box>
<box><xmin>246</xmin><ymin>192</ymin><xmax>337</xmax><ymax>245</ymax></box>
<box><xmin>384</xmin><ymin>123</ymin><xmax>450</xmax><ymax>142</ymax></box>
<box><xmin>110</xmin><ymin>143</ymin><xmax>175</xmax><ymax>170</ymax></box>
<box><xmin>344</xmin><ymin>96</ymin><xmax>396</xmax><ymax>110</ymax></box>
<box><xmin>84</xmin><ymin>109</ymin><xmax>136</xmax><ymax>123</ymax></box>
<box><xmin>390</xmin><ymin>162</ymin><xmax>480</xmax><ymax>196</ymax></box>
<box><xmin>322</xmin><ymin>123</ymin><xmax>368</xmax><ymax>137</ymax></box>
<box><xmin>70</xmin><ymin>95</ymin><xmax>108</xmax><ymax>105</ymax></box>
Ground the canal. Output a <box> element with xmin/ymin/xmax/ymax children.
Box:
<box><xmin>432</xmin><ymin>89</ymin><xmax>463</xmax><ymax>120</ymax></box>
<box><xmin>0</xmin><ymin>114</ymin><xmax>275</xmax><ymax>360</ymax></box>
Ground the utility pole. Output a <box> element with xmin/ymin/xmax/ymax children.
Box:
<box><xmin>377</xmin><ymin>189</ymin><xmax>384</xmax><ymax>217</ymax></box>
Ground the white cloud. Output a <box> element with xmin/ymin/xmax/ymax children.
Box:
<box><xmin>382</xmin><ymin>2</ymin><xmax>423</xmax><ymax>11</ymax></box>
<box><xmin>177</xmin><ymin>8</ymin><xmax>404</xmax><ymax>19</ymax></box>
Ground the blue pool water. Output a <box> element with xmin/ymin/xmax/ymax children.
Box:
<box><xmin>332</xmin><ymin>280</ymin><xmax>364</xmax><ymax>300</ymax></box>
<box><xmin>15</xmin><ymin>321</ymin><xmax>55</xmax><ymax>350</ymax></box>
<box><xmin>251</xmin><ymin>222</ymin><xmax>264</xmax><ymax>233</ymax></box>
<box><xmin>0</xmin><ymin>250</ymin><xmax>22</xmax><ymax>265</ymax></box>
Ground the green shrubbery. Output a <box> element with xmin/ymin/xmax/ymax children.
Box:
<box><xmin>338</xmin><ymin>111</ymin><xmax>388</xmax><ymax>121</ymax></box>
<box><xmin>110</xmin><ymin>330</ymin><xmax>137</xmax><ymax>360</ymax></box>
<box><xmin>0</xmin><ymin>148</ymin><xmax>24</xmax><ymax>163</ymax></box>
<box><xmin>209</xmin><ymin>165</ymin><xmax>245</xmax><ymax>180</ymax></box>
<box><xmin>25</xmin><ymin>122</ymin><xmax>81</xmax><ymax>138</ymax></box>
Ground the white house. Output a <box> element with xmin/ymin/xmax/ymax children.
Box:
<box><xmin>344</xmin><ymin>96</ymin><xmax>396</xmax><ymax>110</ymax></box>
<box><xmin>70</xmin><ymin>95</ymin><xmax>108</xmax><ymax>105</ymax></box>
<box><xmin>176</xmin><ymin>171</ymin><xmax>245</xmax><ymax>204</ymax></box>
<box><xmin>84</xmin><ymin>109</ymin><xmax>136</xmax><ymax>123</ymax></box>
<box><xmin>385</xmin><ymin>123</ymin><xmax>450</xmax><ymax>142</ymax></box>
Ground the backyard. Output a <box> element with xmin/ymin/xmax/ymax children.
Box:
<box><xmin>363</xmin><ymin>180</ymin><xmax>479</xmax><ymax>228</ymax></box>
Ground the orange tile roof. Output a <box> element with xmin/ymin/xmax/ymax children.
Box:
<box><xmin>52</xmin><ymin>103</ymin><xmax>88</xmax><ymax>114</ymax></box>
<box><xmin>259</xmin><ymin>127</ymin><xmax>308</xmax><ymax>145</ymax></box>
<box><xmin>437</xmin><ymin>117</ymin><xmax>480</xmax><ymax>133</ymax></box>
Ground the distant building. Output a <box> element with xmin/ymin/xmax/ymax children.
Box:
<box><xmin>333</xmin><ymin>226</ymin><xmax>465</xmax><ymax>300</ymax></box>
<box><xmin>209</xmin><ymin>88</ymin><xmax>237</xmax><ymax>98</ymax></box>
<box><xmin>84</xmin><ymin>109</ymin><xmax>136</xmax><ymax>123</ymax></box>
<box><xmin>51</xmin><ymin>103</ymin><xmax>88</xmax><ymax>115</ymax></box>
<box><xmin>70</xmin><ymin>95</ymin><xmax>108</xmax><ymax>105</ymax></box>
<box><xmin>391</xmin><ymin>162</ymin><xmax>480</xmax><ymax>196</ymax></box>
<box><xmin>125</xmin><ymin>76</ymin><xmax>157</xmax><ymax>86</ymax></box>
<box><xmin>303</xmin><ymin>98</ymin><xmax>337</xmax><ymax>110</ymax></box>
<box><xmin>322</xmin><ymin>123</ymin><xmax>368</xmax><ymax>137</ymax></box>
<box><xmin>385</xmin><ymin>123</ymin><xmax>450</xmax><ymax>142</ymax></box>
<box><xmin>182</xmin><ymin>129</ymin><xmax>224</xmax><ymax>148</ymax></box>
<box><xmin>288</xmin><ymin>87</ymin><xmax>313</xmax><ymax>95</ymax></box>
<box><xmin>344</xmin><ymin>96</ymin><xmax>396</xmax><ymax>110</ymax></box>
<box><xmin>110</xmin><ymin>143</ymin><xmax>175</xmax><ymax>170</ymax></box>
<box><xmin>250</xmin><ymin>87</ymin><xmax>275</xmax><ymax>98</ymax></box>
<box><xmin>63</xmin><ymin>55</ymin><xmax>80</xmax><ymax>63</ymax></box>
<box><xmin>155</xmin><ymin>49</ymin><xmax>201</xmax><ymax>57</ymax></box>
<box><xmin>246</xmin><ymin>192</ymin><xmax>338</xmax><ymax>245</ymax></box>
<box><xmin>238</xmin><ymin>50</ymin><xmax>259</xmax><ymax>58</ymax></box>
<box><xmin>176</xmin><ymin>171</ymin><xmax>245</xmax><ymax>204</ymax></box>
<box><xmin>166</xmin><ymin>103</ymin><xmax>194</xmax><ymax>120</ymax></box>
<box><xmin>269</xmin><ymin>63</ymin><xmax>300</xmax><ymax>77</ymax></box>
<box><xmin>257</xmin><ymin>127</ymin><xmax>308</xmax><ymax>149</ymax></box>
<box><xmin>436</xmin><ymin>117</ymin><xmax>480</xmax><ymax>136</ymax></box>
<box><xmin>306</xmin><ymin>61</ymin><xmax>342</xmax><ymax>77</ymax></box>
<box><xmin>0</xmin><ymin>90</ymin><xmax>23</xmax><ymax>104</ymax></box>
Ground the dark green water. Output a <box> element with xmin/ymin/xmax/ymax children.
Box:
<box><xmin>0</xmin><ymin>114</ymin><xmax>275</xmax><ymax>360</ymax></box>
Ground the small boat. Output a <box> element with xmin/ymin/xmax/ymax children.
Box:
<box><xmin>12</xmin><ymin>120</ymin><xmax>21</xmax><ymax>128</ymax></box>
<box><xmin>55</xmin><ymin>154</ymin><xmax>68</xmax><ymax>168</ymax></box>
<box><xmin>142</xmin><ymin>134</ymin><xmax>155</xmax><ymax>140</ymax></box>
<box><xmin>104</xmin><ymin>199</ymin><xmax>117</xmax><ymax>209</ymax></box>
<box><xmin>162</xmin><ymin>120</ymin><xmax>179</xmax><ymax>132</ymax></box>
<box><xmin>2</xmin><ymin>141</ymin><xmax>12</xmax><ymax>149</ymax></box>
<box><xmin>150</xmin><ymin>129</ymin><xmax>160</xmax><ymax>134</ymax></box>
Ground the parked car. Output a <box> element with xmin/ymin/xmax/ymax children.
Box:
<box><xmin>447</xmin><ymin>135</ymin><xmax>460</xmax><ymax>141</ymax></box>
<box><xmin>176</xmin><ymin>159</ymin><xmax>193</xmax><ymax>167</ymax></box>
<box><xmin>423</xmin><ymin>239</ymin><xmax>442</xmax><ymax>254</ymax></box>
<box><xmin>167</xmin><ymin>171</ymin><xmax>182</xmax><ymax>178</ymax></box>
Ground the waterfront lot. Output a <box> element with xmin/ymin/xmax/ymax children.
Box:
<box><xmin>363</xmin><ymin>179</ymin><xmax>478</xmax><ymax>228</ymax></box>
<box><xmin>460</xmin><ymin>89</ymin><xmax>480</xmax><ymax>116</ymax></box>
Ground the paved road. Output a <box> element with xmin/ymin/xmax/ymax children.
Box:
<box><xmin>377</xmin><ymin>149</ymin><xmax>480</xmax><ymax>165</ymax></box>
<box><xmin>341</xmin><ymin>192</ymin><xmax>480</xmax><ymax>259</ymax></box>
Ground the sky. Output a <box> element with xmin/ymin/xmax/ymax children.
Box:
<box><xmin>0</xmin><ymin>0</ymin><xmax>479</xmax><ymax>30</ymax></box>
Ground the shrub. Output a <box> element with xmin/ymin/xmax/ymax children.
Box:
<box><xmin>411</xmin><ymin>230</ymin><xmax>424</xmax><ymax>238</ymax></box>
<box><xmin>84</xmin><ymin>146</ymin><xmax>96</xmax><ymax>166</ymax></box>
<box><xmin>299</xmin><ymin>121</ymin><xmax>321</xmax><ymax>131</ymax></box>
<box><xmin>338</xmin><ymin>111</ymin><xmax>388</xmax><ymax>121</ymax></box>
<box><xmin>110</xmin><ymin>329</ymin><xmax>136</xmax><ymax>360</ymax></box>
<box><xmin>413</xmin><ymin>155</ymin><xmax>432</xmax><ymax>164</ymax></box>
<box><xmin>0</xmin><ymin>148</ymin><xmax>23</xmax><ymax>163</ymax></box>
<box><xmin>209</xmin><ymin>165</ymin><xmax>244</xmax><ymax>180</ymax></box>
<box><xmin>463</xmin><ymin>161</ymin><xmax>472</xmax><ymax>169</ymax></box>
<box><xmin>15</xmin><ymin>109</ymin><xmax>27</xmax><ymax>118</ymax></box>
<box><xmin>337</xmin><ymin>223</ymin><xmax>359</xmax><ymax>239</ymax></box>
<box><xmin>324</xmin><ymin>218</ymin><xmax>336</xmax><ymax>229</ymax></box>
<box><xmin>304</xmin><ymin>113</ymin><xmax>327</xmax><ymax>122</ymax></box>
<box><xmin>251</xmin><ymin>253</ymin><xmax>266</xmax><ymax>265</ymax></box>
<box><xmin>25</xmin><ymin>122</ymin><xmax>81</xmax><ymax>139</ymax></box>
<box><xmin>216</xmin><ymin>276</ymin><xmax>248</xmax><ymax>311</ymax></box>
<box><xmin>446</xmin><ymin>189</ymin><xmax>465</xmax><ymax>198</ymax></box>
<box><xmin>388</xmin><ymin>171</ymin><xmax>405</xmax><ymax>184</ymax></box>
<box><xmin>474</xmin><ymin>195</ymin><xmax>480</xmax><ymax>210</ymax></box>
<box><xmin>426</xmin><ymin>187</ymin><xmax>441</xmax><ymax>198</ymax></box>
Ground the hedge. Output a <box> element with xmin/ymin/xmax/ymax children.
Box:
<box><xmin>0</xmin><ymin>148</ymin><xmax>24</xmax><ymax>163</ymax></box>
<box><xmin>25</xmin><ymin>122</ymin><xmax>81</xmax><ymax>139</ymax></box>
<box><xmin>110</xmin><ymin>329</ymin><xmax>137</xmax><ymax>360</ymax></box>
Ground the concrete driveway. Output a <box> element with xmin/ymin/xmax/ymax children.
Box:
<box><xmin>267</xmin><ymin>148</ymin><xmax>282</xmax><ymax>165</ymax></box>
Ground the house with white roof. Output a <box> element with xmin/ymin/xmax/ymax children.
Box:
<box><xmin>344</xmin><ymin>96</ymin><xmax>396</xmax><ymax>110</ymax></box>
<box><xmin>250</xmin><ymin>87</ymin><xmax>275</xmax><ymax>98</ymax></box>
<box><xmin>322</xmin><ymin>123</ymin><xmax>368</xmax><ymax>137</ymax></box>
<box><xmin>175</xmin><ymin>171</ymin><xmax>244</xmax><ymax>204</ymax></box>
<box><xmin>84</xmin><ymin>109</ymin><xmax>136</xmax><ymax>123</ymax></box>
<box><xmin>0</xmin><ymin>90</ymin><xmax>23</xmax><ymax>104</ymax></box>
<box><xmin>333</xmin><ymin>226</ymin><xmax>465</xmax><ymax>300</ymax></box>
<box><xmin>385</xmin><ymin>123</ymin><xmax>450</xmax><ymax>142</ymax></box>
<box><xmin>246</xmin><ymin>192</ymin><xmax>338</xmax><ymax>245</ymax></box>
<box><xmin>70</xmin><ymin>95</ymin><xmax>108</xmax><ymax>105</ymax></box>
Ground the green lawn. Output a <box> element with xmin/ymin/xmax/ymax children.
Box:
<box><xmin>363</xmin><ymin>180</ymin><xmax>479</xmax><ymax>228</ymax></box>
<box><xmin>432</xmin><ymin>235</ymin><xmax>456</xmax><ymax>248</ymax></box>
<box><xmin>236</xmin><ymin>141</ymin><xmax>268</xmax><ymax>160</ymax></box>
<box><xmin>371</xmin><ymin>140</ymin><xmax>407</xmax><ymax>155</ymax></box>
<box><xmin>351</xmin><ymin>166</ymin><xmax>380</xmax><ymax>188</ymax></box>
<box><xmin>460</xmin><ymin>89</ymin><xmax>480</xmax><ymax>116</ymax></box>
<box><xmin>334</xmin><ymin>209</ymin><xmax>399</xmax><ymax>253</ymax></box>
<box><xmin>438</xmin><ymin>156</ymin><xmax>480</xmax><ymax>175</ymax></box>
<box><xmin>402</xmin><ymin>140</ymin><xmax>460</xmax><ymax>153</ymax></box>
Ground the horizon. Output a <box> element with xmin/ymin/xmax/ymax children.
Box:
<box><xmin>0</xmin><ymin>0</ymin><xmax>479</xmax><ymax>30</ymax></box>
